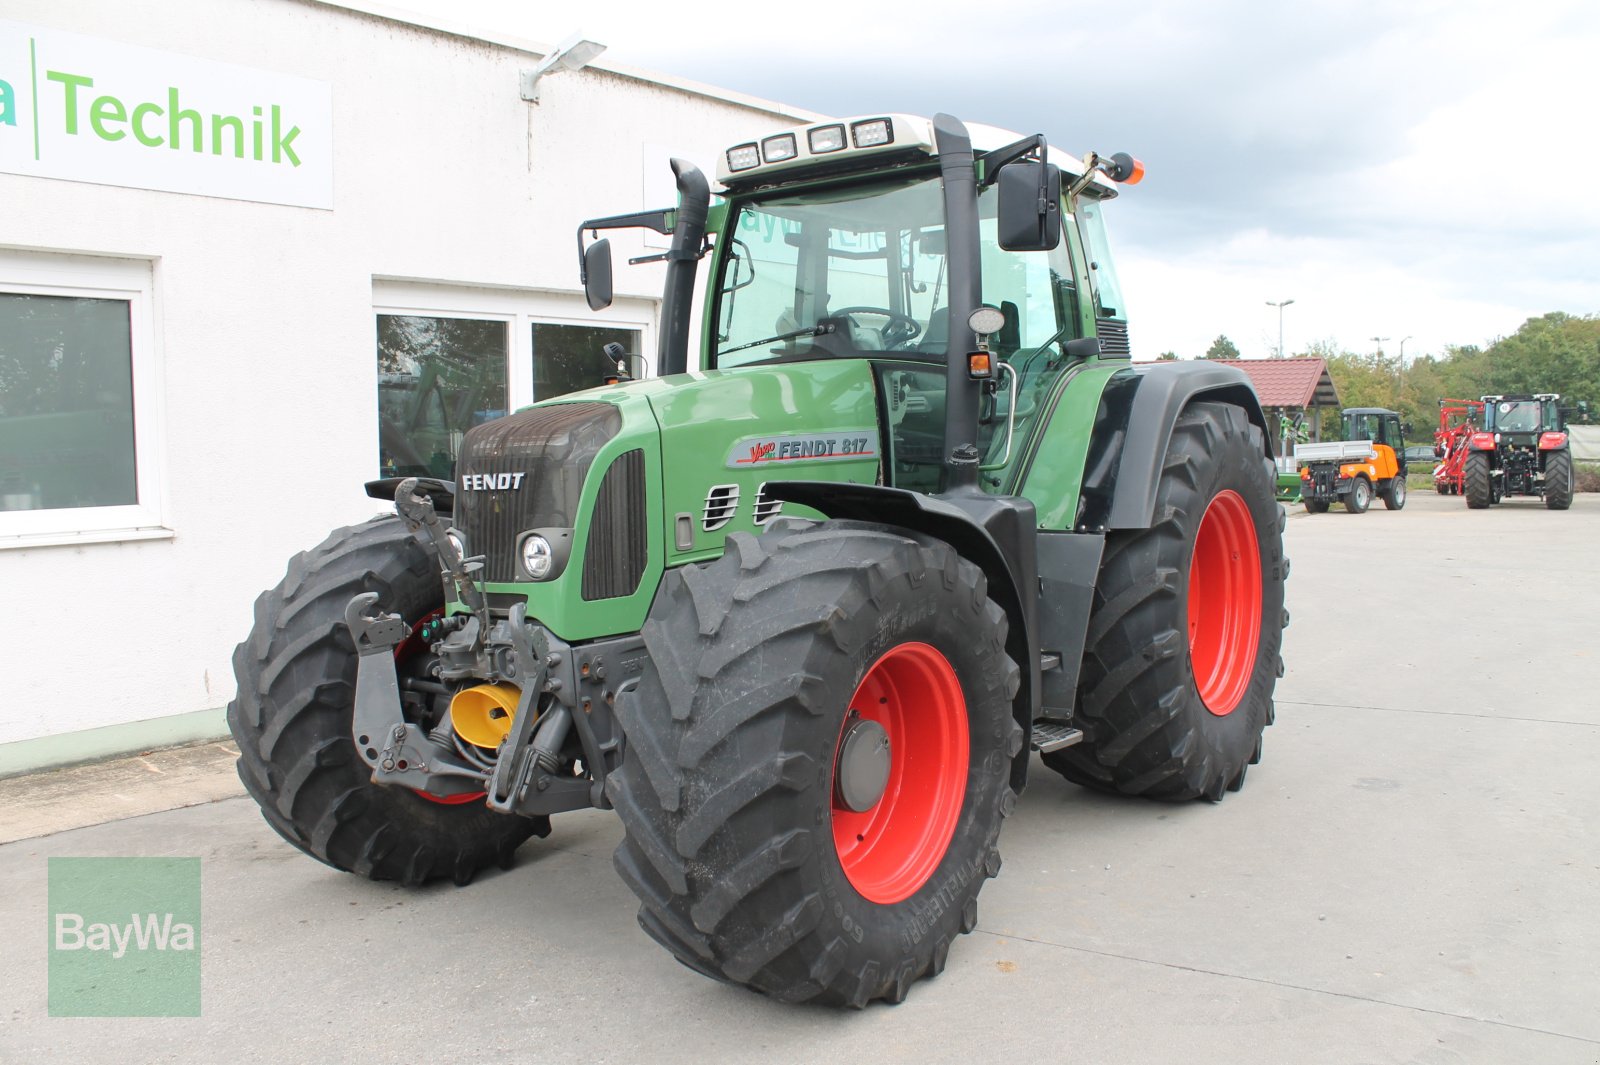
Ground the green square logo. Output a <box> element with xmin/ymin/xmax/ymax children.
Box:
<box><xmin>47</xmin><ymin>857</ymin><xmax>201</xmax><ymax>1017</ymax></box>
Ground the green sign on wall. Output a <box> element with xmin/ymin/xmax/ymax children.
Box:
<box><xmin>0</xmin><ymin>19</ymin><xmax>332</xmax><ymax>209</ymax></box>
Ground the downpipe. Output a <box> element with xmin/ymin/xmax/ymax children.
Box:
<box><xmin>933</xmin><ymin>113</ymin><xmax>984</xmax><ymax>495</ymax></box>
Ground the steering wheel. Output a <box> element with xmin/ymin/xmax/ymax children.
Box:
<box><xmin>831</xmin><ymin>306</ymin><xmax>922</xmax><ymax>348</ymax></box>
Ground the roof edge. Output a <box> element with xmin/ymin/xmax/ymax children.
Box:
<box><xmin>301</xmin><ymin>0</ymin><xmax>824</xmax><ymax>122</ymax></box>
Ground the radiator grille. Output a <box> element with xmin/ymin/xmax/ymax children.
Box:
<box><xmin>1096</xmin><ymin>318</ymin><xmax>1130</xmax><ymax>358</ymax></box>
<box><xmin>582</xmin><ymin>449</ymin><xmax>648</xmax><ymax>601</ymax></box>
<box><xmin>454</xmin><ymin>403</ymin><xmax>620</xmax><ymax>583</ymax></box>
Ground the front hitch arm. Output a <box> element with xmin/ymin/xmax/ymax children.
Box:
<box><xmin>393</xmin><ymin>476</ymin><xmax>492</xmax><ymax>634</ymax></box>
<box><xmin>343</xmin><ymin>592</ymin><xmax>485</xmax><ymax>796</ymax></box>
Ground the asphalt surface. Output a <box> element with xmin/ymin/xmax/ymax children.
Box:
<box><xmin>3</xmin><ymin>491</ymin><xmax>1597</xmax><ymax>1064</ymax></box>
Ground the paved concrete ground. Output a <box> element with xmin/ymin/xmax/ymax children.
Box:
<box><xmin>2</xmin><ymin>491</ymin><xmax>1597</xmax><ymax>1063</ymax></box>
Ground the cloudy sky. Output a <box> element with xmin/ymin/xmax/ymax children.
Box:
<box><xmin>399</xmin><ymin>0</ymin><xmax>1597</xmax><ymax>361</ymax></box>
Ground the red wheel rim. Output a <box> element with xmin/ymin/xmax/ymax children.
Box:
<box><xmin>1186</xmin><ymin>489</ymin><xmax>1263</xmax><ymax>716</ymax></box>
<box><xmin>831</xmin><ymin>642</ymin><xmax>969</xmax><ymax>905</ymax></box>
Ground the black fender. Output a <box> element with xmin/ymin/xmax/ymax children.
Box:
<box><xmin>765</xmin><ymin>481</ymin><xmax>1040</xmax><ymax>792</ymax></box>
<box><xmin>365</xmin><ymin>476</ymin><xmax>455</xmax><ymax>514</ymax></box>
<box><xmin>1080</xmin><ymin>362</ymin><xmax>1272</xmax><ymax>532</ymax></box>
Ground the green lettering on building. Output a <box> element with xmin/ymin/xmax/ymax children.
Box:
<box><xmin>36</xmin><ymin>67</ymin><xmax>304</xmax><ymax>168</ymax></box>
<box><xmin>89</xmin><ymin>94</ymin><xmax>126</xmax><ymax>141</ymax></box>
<box><xmin>0</xmin><ymin>78</ymin><xmax>15</xmax><ymax>126</ymax></box>
<box><xmin>45</xmin><ymin>69</ymin><xmax>92</xmax><ymax>134</ymax></box>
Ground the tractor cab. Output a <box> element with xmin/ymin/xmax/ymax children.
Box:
<box><xmin>1482</xmin><ymin>394</ymin><xmax>1563</xmax><ymax>439</ymax></box>
<box><xmin>1341</xmin><ymin>408</ymin><xmax>1405</xmax><ymax>461</ymax></box>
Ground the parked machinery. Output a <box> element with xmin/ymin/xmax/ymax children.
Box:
<box><xmin>1432</xmin><ymin>398</ymin><xmax>1484</xmax><ymax>496</ymax></box>
<box><xmin>227</xmin><ymin>112</ymin><xmax>1287</xmax><ymax>1006</ymax></box>
<box><xmin>1294</xmin><ymin>407</ymin><xmax>1406</xmax><ymax>514</ymax></box>
<box><xmin>1463</xmin><ymin>394</ymin><xmax>1574</xmax><ymax>509</ymax></box>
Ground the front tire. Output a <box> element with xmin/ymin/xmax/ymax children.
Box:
<box><xmin>228</xmin><ymin>517</ymin><xmax>542</xmax><ymax>886</ymax></box>
<box><xmin>1464</xmin><ymin>452</ymin><xmax>1492</xmax><ymax>509</ymax></box>
<box><xmin>1042</xmin><ymin>402</ymin><xmax>1285</xmax><ymax>801</ymax></box>
<box><xmin>1304</xmin><ymin>498</ymin><xmax>1329</xmax><ymax>514</ymax></box>
<box><xmin>608</xmin><ymin>521</ymin><xmax>1021</xmax><ymax>1006</ymax></box>
<box><xmin>1545</xmin><ymin>450</ymin><xmax>1573</xmax><ymax>510</ymax></box>
<box><xmin>1381</xmin><ymin>475</ymin><xmax>1407</xmax><ymax>510</ymax></box>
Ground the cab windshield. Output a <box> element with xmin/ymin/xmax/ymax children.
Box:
<box><xmin>714</xmin><ymin>174</ymin><xmax>1079</xmax><ymax>373</ymax></box>
<box><xmin>1491</xmin><ymin>401</ymin><xmax>1543</xmax><ymax>433</ymax></box>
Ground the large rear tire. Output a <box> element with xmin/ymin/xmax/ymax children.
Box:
<box><xmin>1464</xmin><ymin>451</ymin><xmax>1492</xmax><ymax>509</ymax></box>
<box><xmin>608</xmin><ymin>521</ymin><xmax>1020</xmax><ymax>1006</ymax></box>
<box><xmin>228</xmin><ymin>517</ymin><xmax>542</xmax><ymax>886</ymax></box>
<box><xmin>1544</xmin><ymin>449</ymin><xmax>1573</xmax><ymax>510</ymax></box>
<box><xmin>1042</xmin><ymin>402</ymin><xmax>1285</xmax><ymax>801</ymax></box>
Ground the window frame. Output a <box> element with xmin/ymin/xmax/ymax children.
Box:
<box><xmin>370</xmin><ymin>282</ymin><xmax>655</xmax><ymax>474</ymax></box>
<box><xmin>0</xmin><ymin>251</ymin><xmax>167</xmax><ymax>549</ymax></box>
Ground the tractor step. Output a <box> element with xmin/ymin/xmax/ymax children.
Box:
<box><xmin>1030</xmin><ymin>720</ymin><xmax>1084</xmax><ymax>754</ymax></box>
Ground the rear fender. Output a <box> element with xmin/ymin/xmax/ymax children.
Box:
<box><xmin>764</xmin><ymin>481</ymin><xmax>1041</xmax><ymax>791</ymax></box>
<box><xmin>1083</xmin><ymin>363</ymin><xmax>1271</xmax><ymax>531</ymax></box>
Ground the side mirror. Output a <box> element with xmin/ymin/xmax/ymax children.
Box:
<box><xmin>997</xmin><ymin>161</ymin><xmax>1062</xmax><ymax>252</ymax></box>
<box><xmin>583</xmin><ymin>239</ymin><xmax>614</xmax><ymax>311</ymax></box>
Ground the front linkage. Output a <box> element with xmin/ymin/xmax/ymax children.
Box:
<box><xmin>344</xmin><ymin>478</ymin><xmax>640</xmax><ymax>817</ymax></box>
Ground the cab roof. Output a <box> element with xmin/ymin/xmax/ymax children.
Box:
<box><xmin>715</xmin><ymin>112</ymin><xmax>1119</xmax><ymax>197</ymax></box>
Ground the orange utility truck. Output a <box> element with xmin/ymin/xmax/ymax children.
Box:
<box><xmin>1295</xmin><ymin>407</ymin><xmax>1407</xmax><ymax>514</ymax></box>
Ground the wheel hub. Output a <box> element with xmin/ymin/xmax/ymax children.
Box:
<box><xmin>834</xmin><ymin>717</ymin><xmax>891</xmax><ymax>812</ymax></box>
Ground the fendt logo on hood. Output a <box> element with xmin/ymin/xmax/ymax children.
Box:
<box><xmin>460</xmin><ymin>473</ymin><xmax>525</xmax><ymax>491</ymax></box>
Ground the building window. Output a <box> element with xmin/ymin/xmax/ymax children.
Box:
<box><xmin>376</xmin><ymin>314</ymin><xmax>508</xmax><ymax>479</ymax></box>
<box><xmin>0</xmin><ymin>252</ymin><xmax>162</xmax><ymax>548</ymax></box>
<box><xmin>531</xmin><ymin>322</ymin><xmax>643</xmax><ymax>401</ymax></box>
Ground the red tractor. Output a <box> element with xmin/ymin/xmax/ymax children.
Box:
<box><xmin>1461</xmin><ymin>393</ymin><xmax>1575</xmax><ymax>509</ymax></box>
<box><xmin>1432</xmin><ymin>398</ymin><xmax>1484</xmax><ymax>496</ymax></box>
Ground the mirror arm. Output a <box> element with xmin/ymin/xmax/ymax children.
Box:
<box><xmin>575</xmin><ymin>208</ymin><xmax>675</xmax><ymax>283</ymax></box>
<box><xmin>977</xmin><ymin>133</ymin><xmax>1048</xmax><ymax>189</ymax></box>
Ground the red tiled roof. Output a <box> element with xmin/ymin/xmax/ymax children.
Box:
<box><xmin>1207</xmin><ymin>358</ymin><xmax>1340</xmax><ymax>409</ymax></box>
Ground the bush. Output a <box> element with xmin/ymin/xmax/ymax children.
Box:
<box><xmin>1576</xmin><ymin>463</ymin><xmax>1600</xmax><ymax>493</ymax></box>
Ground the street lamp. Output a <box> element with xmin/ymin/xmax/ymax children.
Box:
<box><xmin>520</xmin><ymin>33</ymin><xmax>608</xmax><ymax>102</ymax></box>
<box><xmin>1266</xmin><ymin>298</ymin><xmax>1295</xmax><ymax>358</ymax></box>
<box><xmin>1370</xmin><ymin>335</ymin><xmax>1390</xmax><ymax>356</ymax></box>
<box><xmin>1398</xmin><ymin>335</ymin><xmax>1414</xmax><ymax>362</ymax></box>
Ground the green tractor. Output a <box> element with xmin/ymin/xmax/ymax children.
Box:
<box><xmin>230</xmin><ymin>113</ymin><xmax>1287</xmax><ymax>1007</ymax></box>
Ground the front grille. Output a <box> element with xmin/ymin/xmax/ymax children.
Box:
<box><xmin>582</xmin><ymin>449</ymin><xmax>648</xmax><ymax>601</ymax></box>
<box><xmin>455</xmin><ymin>403</ymin><xmax>620</xmax><ymax>583</ymax></box>
<box><xmin>1096</xmin><ymin>319</ymin><xmax>1130</xmax><ymax>357</ymax></box>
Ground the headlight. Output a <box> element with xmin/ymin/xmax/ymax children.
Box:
<box><xmin>520</xmin><ymin>534</ymin><xmax>554</xmax><ymax>580</ymax></box>
<box><xmin>761</xmin><ymin>133</ymin><xmax>797</xmax><ymax>163</ymax></box>
<box><xmin>808</xmin><ymin>124</ymin><xmax>846</xmax><ymax>154</ymax></box>
<box><xmin>446</xmin><ymin>529</ymin><xmax>467</xmax><ymax>560</ymax></box>
<box><xmin>726</xmin><ymin>142</ymin><xmax>760</xmax><ymax>172</ymax></box>
<box><xmin>851</xmin><ymin>118</ymin><xmax>893</xmax><ymax>148</ymax></box>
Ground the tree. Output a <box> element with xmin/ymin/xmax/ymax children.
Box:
<box><xmin>1156</xmin><ymin>350</ymin><xmax>1179</xmax><ymax>361</ymax></box>
<box><xmin>1203</xmin><ymin>335</ymin><xmax>1240</xmax><ymax>360</ymax></box>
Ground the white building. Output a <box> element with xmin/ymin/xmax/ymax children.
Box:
<box><xmin>0</xmin><ymin>0</ymin><xmax>813</xmax><ymax>772</ymax></box>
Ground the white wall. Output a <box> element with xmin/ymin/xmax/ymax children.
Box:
<box><xmin>0</xmin><ymin>0</ymin><xmax>808</xmax><ymax>749</ymax></box>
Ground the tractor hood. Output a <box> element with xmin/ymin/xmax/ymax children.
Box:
<box><xmin>451</xmin><ymin>359</ymin><xmax>882</xmax><ymax>642</ymax></box>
